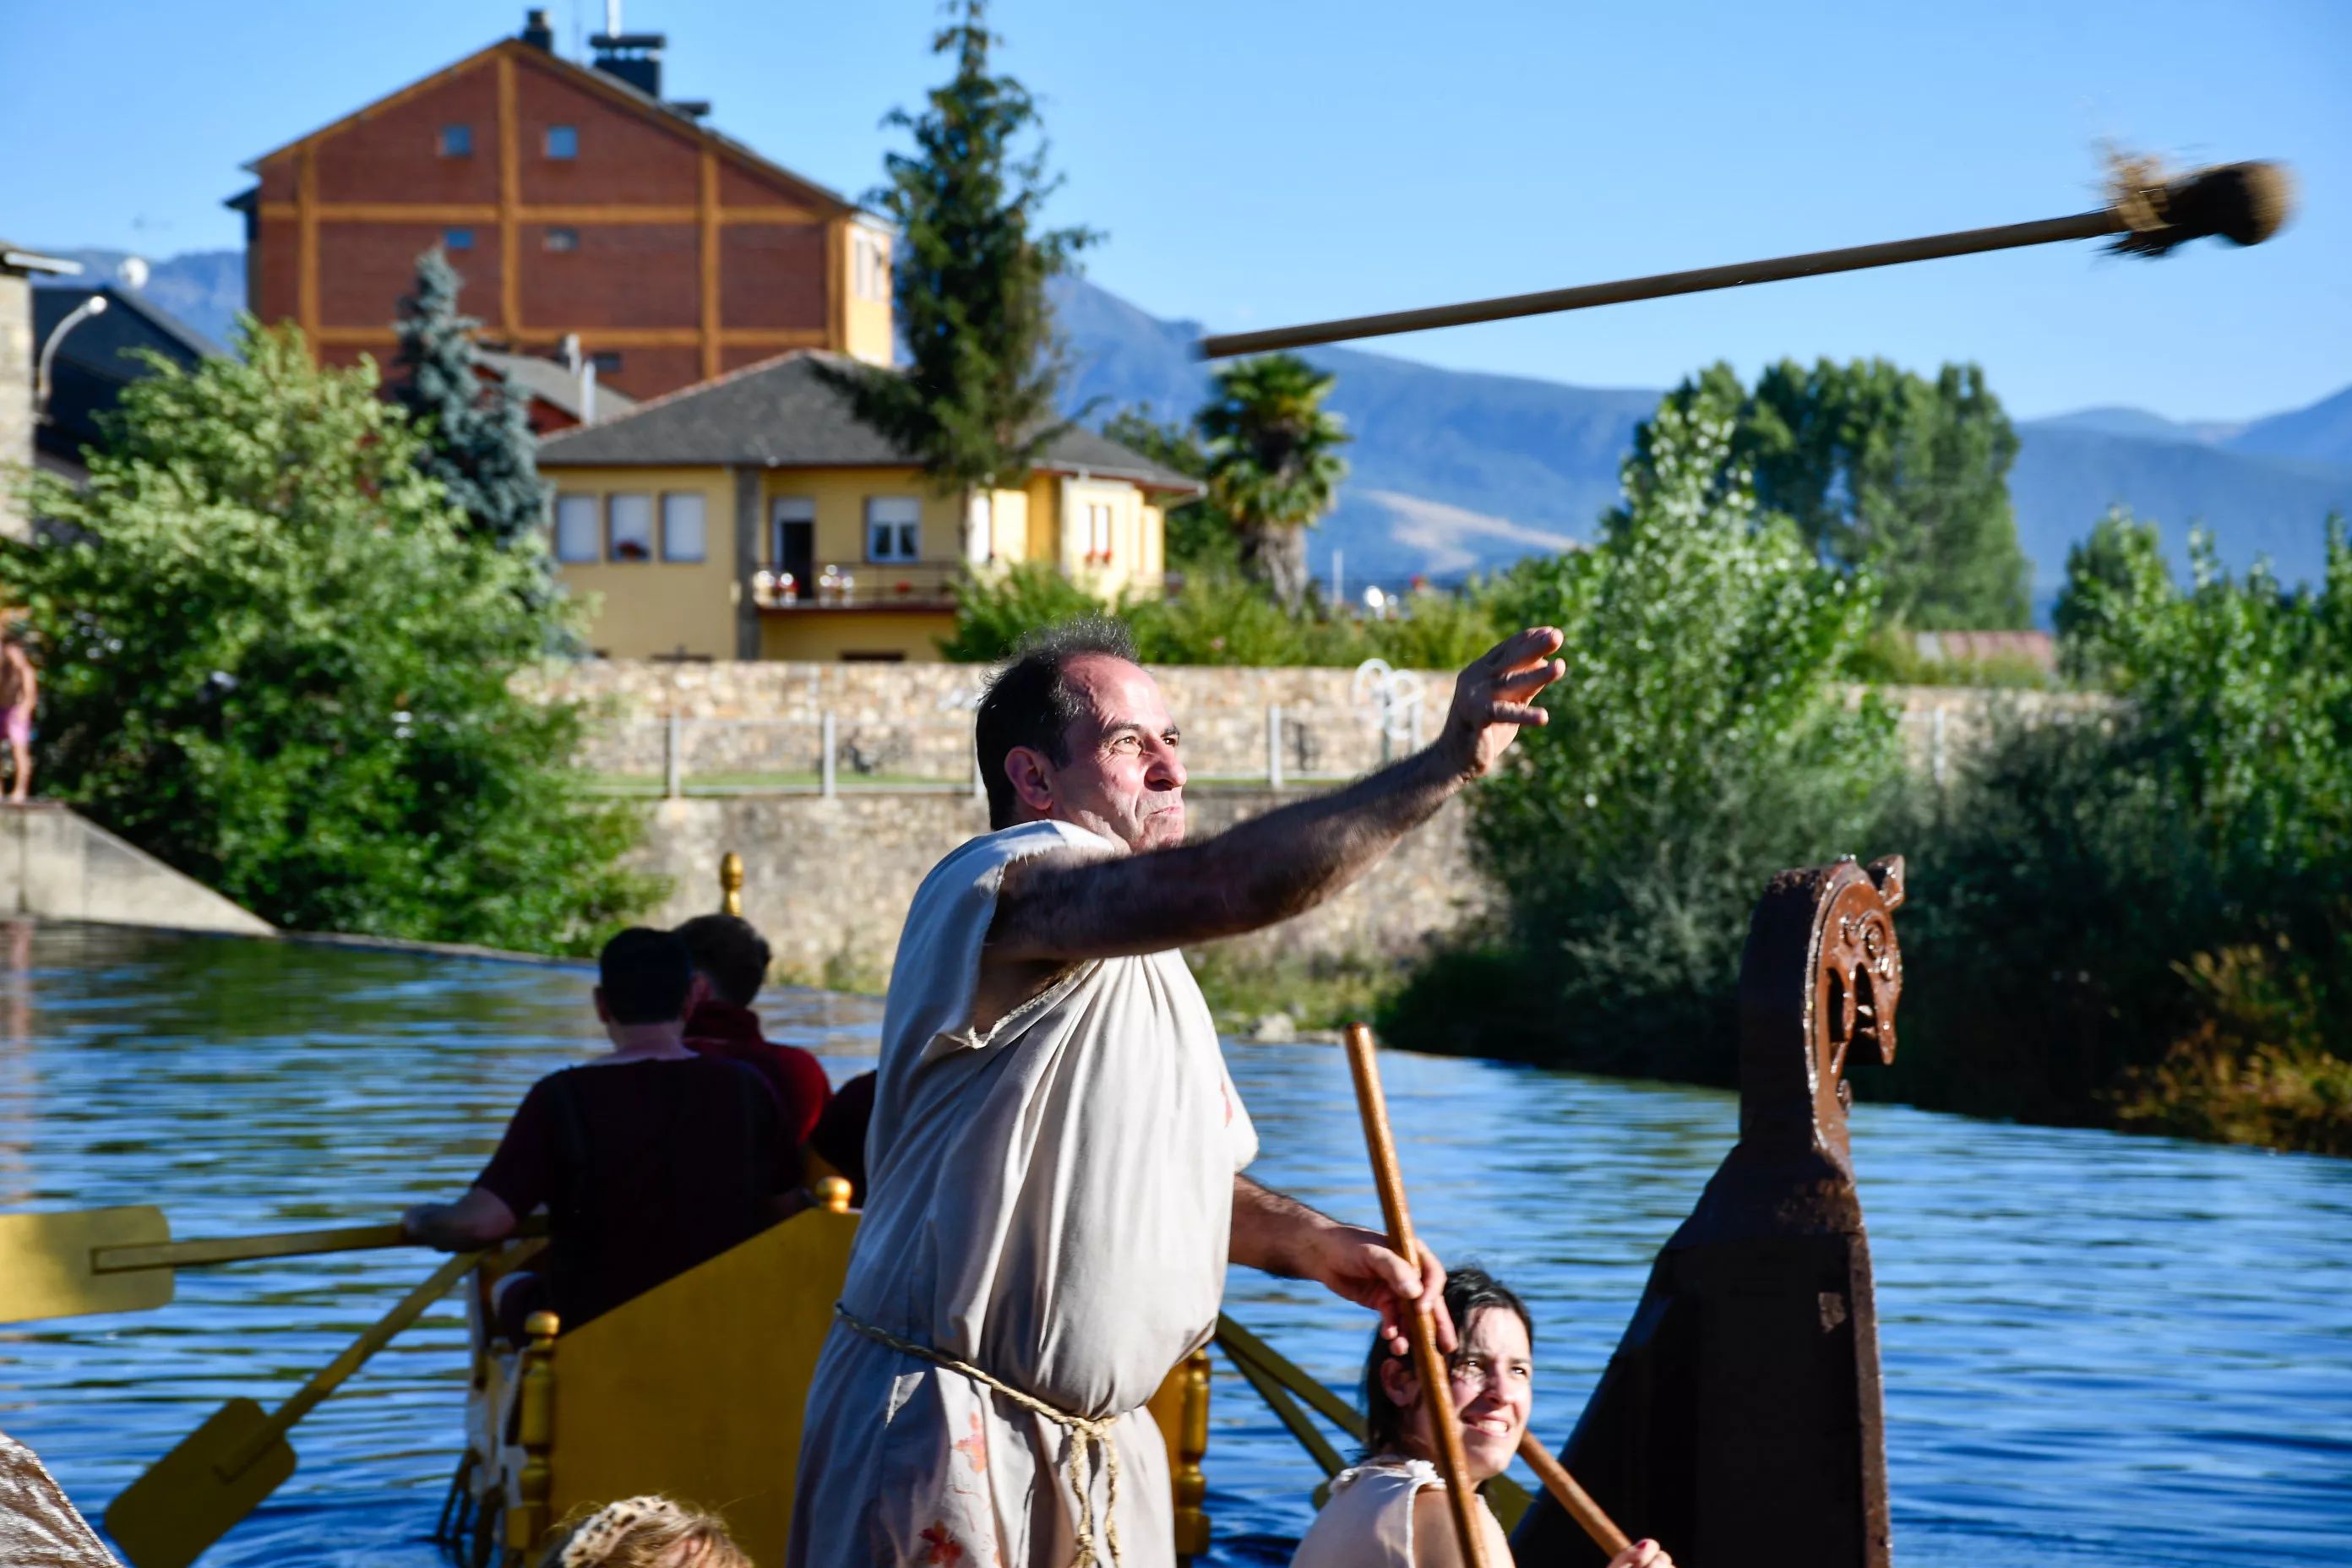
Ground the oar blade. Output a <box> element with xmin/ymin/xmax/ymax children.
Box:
<box><xmin>0</xmin><ymin>1206</ymin><xmax>172</xmax><ymax>1323</ymax></box>
<box><xmin>104</xmin><ymin>1398</ymin><xmax>297</xmax><ymax>1568</ymax></box>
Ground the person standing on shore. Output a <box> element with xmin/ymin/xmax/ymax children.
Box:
<box><xmin>0</xmin><ymin>629</ymin><xmax>38</xmax><ymax>804</ymax></box>
<box><xmin>788</xmin><ymin>616</ymin><xmax>1565</xmax><ymax>1568</ymax></box>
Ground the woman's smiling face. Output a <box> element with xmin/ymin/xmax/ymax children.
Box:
<box><xmin>1386</xmin><ymin>1304</ymin><xmax>1535</xmax><ymax>1482</ymax></box>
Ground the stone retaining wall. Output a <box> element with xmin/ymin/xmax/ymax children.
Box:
<box><xmin>629</xmin><ymin>789</ymin><xmax>1491</xmax><ymax>991</ymax></box>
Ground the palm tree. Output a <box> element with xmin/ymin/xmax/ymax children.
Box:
<box><xmin>1199</xmin><ymin>354</ymin><xmax>1351</xmax><ymax>610</ymax></box>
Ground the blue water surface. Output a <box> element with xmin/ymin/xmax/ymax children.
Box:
<box><xmin>0</xmin><ymin>922</ymin><xmax>2344</xmax><ymax>1565</ymax></box>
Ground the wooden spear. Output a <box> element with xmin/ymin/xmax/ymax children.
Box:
<box><xmin>1197</xmin><ymin>161</ymin><xmax>2292</xmax><ymax>359</ymax></box>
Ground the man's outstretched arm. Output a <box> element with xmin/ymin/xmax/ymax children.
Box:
<box><xmin>989</xmin><ymin>627</ymin><xmax>1564</xmax><ymax>962</ymax></box>
<box><xmin>1228</xmin><ymin>1173</ymin><xmax>1455</xmax><ymax>1356</ymax></box>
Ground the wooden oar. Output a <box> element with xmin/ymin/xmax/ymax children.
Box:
<box><xmin>1342</xmin><ymin>1021</ymin><xmax>1494</xmax><ymax>1568</ymax></box>
<box><xmin>0</xmin><ymin>1207</ymin><xmax>547</xmax><ymax>1324</ymax></box>
<box><xmin>1518</xmin><ymin>1434</ymin><xmax>1633</xmax><ymax>1558</ymax></box>
<box><xmin>1198</xmin><ymin>160</ymin><xmax>2292</xmax><ymax>358</ymax></box>
<box><xmin>103</xmin><ymin>1250</ymin><xmax>482</xmax><ymax>1568</ymax></box>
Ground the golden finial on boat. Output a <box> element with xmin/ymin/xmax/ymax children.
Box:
<box><xmin>719</xmin><ymin>852</ymin><xmax>744</xmax><ymax>916</ymax></box>
<box><xmin>814</xmin><ymin>1176</ymin><xmax>852</xmax><ymax>1215</ymax></box>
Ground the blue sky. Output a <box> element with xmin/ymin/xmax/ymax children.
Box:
<box><xmin>6</xmin><ymin>0</ymin><xmax>2345</xmax><ymax>422</ymax></box>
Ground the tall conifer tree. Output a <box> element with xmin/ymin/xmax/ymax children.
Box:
<box><xmin>393</xmin><ymin>248</ymin><xmax>549</xmax><ymax>553</ymax></box>
<box><xmin>824</xmin><ymin>0</ymin><xmax>1095</xmax><ymax>531</ymax></box>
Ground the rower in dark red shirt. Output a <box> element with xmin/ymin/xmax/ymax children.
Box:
<box><xmin>402</xmin><ymin>927</ymin><xmax>800</xmax><ymax>1341</ymax></box>
<box><xmin>674</xmin><ymin>913</ymin><xmax>832</xmax><ymax>1146</ymax></box>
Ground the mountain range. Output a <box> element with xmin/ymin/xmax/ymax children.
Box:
<box><xmin>37</xmin><ymin>247</ymin><xmax>2352</xmax><ymax>607</ymax></box>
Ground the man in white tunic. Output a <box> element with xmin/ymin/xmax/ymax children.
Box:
<box><xmin>788</xmin><ymin>618</ymin><xmax>1565</xmax><ymax>1568</ymax></box>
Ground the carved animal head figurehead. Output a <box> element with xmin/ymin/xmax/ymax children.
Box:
<box><xmin>1736</xmin><ymin>855</ymin><xmax>1905</xmax><ymax>1172</ymax></box>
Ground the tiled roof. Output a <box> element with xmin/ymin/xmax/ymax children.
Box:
<box><xmin>537</xmin><ymin>352</ymin><xmax>1204</xmax><ymax>493</ymax></box>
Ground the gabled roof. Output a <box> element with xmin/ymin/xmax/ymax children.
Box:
<box><xmin>481</xmin><ymin>351</ymin><xmax>638</xmax><ymax>423</ymax></box>
<box><xmin>33</xmin><ymin>286</ymin><xmax>225</xmax><ymax>367</ymax></box>
<box><xmin>537</xmin><ymin>353</ymin><xmax>1206</xmax><ymax>494</ymax></box>
<box><xmin>241</xmin><ymin>37</ymin><xmax>862</xmax><ymax>219</ymax></box>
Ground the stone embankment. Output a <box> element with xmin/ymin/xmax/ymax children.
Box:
<box><xmin>537</xmin><ymin>661</ymin><xmax>2101</xmax><ymax>987</ymax></box>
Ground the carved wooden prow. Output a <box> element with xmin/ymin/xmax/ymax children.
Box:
<box><xmin>1512</xmin><ymin>855</ymin><xmax>1904</xmax><ymax>1568</ymax></box>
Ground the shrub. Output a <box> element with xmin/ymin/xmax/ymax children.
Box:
<box><xmin>1386</xmin><ymin>378</ymin><xmax>1906</xmax><ymax>1080</ymax></box>
<box><xmin>7</xmin><ymin>322</ymin><xmax>655</xmax><ymax>950</ymax></box>
<box><xmin>1886</xmin><ymin>511</ymin><xmax>2352</xmax><ymax>1150</ymax></box>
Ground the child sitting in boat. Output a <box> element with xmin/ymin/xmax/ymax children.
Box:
<box><xmin>1291</xmin><ymin>1266</ymin><xmax>1673</xmax><ymax>1568</ymax></box>
<box><xmin>402</xmin><ymin>927</ymin><xmax>802</xmax><ymax>1342</ymax></box>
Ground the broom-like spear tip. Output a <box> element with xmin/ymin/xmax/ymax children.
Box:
<box><xmin>1195</xmin><ymin>157</ymin><xmax>2298</xmax><ymax>360</ymax></box>
<box><xmin>2113</xmin><ymin>160</ymin><xmax>2295</xmax><ymax>254</ymax></box>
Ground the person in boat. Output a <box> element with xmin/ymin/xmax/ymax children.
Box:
<box><xmin>1291</xmin><ymin>1267</ymin><xmax>1672</xmax><ymax>1568</ymax></box>
<box><xmin>788</xmin><ymin>617</ymin><xmax>1565</xmax><ymax>1568</ymax></box>
<box><xmin>675</xmin><ymin>912</ymin><xmax>832</xmax><ymax>1147</ymax></box>
<box><xmin>402</xmin><ymin>927</ymin><xmax>799</xmax><ymax>1342</ymax></box>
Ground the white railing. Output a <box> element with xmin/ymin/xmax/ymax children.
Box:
<box><xmin>583</xmin><ymin>703</ymin><xmax>1378</xmax><ymax>798</ymax></box>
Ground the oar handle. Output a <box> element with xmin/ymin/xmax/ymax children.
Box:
<box><xmin>220</xmin><ymin>1249</ymin><xmax>484</xmax><ymax>1479</ymax></box>
<box><xmin>94</xmin><ymin>1214</ymin><xmax>548</xmax><ymax>1274</ymax></box>
<box><xmin>1343</xmin><ymin>1022</ymin><xmax>1492</xmax><ymax>1568</ymax></box>
<box><xmin>1516</xmin><ymin>1432</ymin><xmax>1634</xmax><ymax>1558</ymax></box>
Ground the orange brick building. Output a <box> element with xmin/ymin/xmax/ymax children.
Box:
<box><xmin>229</xmin><ymin>11</ymin><xmax>894</xmax><ymax>400</ymax></box>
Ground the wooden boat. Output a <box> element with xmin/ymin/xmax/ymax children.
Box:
<box><xmin>431</xmin><ymin>1175</ymin><xmax>1217</xmax><ymax>1567</ymax></box>
<box><xmin>435</xmin><ymin>852</ymin><xmax>1906</xmax><ymax>1567</ymax></box>
<box><xmin>0</xmin><ymin>850</ymin><xmax>1902</xmax><ymax>1568</ymax></box>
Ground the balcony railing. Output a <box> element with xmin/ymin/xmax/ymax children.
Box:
<box><xmin>751</xmin><ymin>562</ymin><xmax>961</xmax><ymax>610</ymax></box>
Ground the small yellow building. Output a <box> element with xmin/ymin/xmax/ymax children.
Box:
<box><xmin>536</xmin><ymin>351</ymin><xmax>1200</xmax><ymax>662</ymax></box>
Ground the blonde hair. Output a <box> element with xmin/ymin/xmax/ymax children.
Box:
<box><xmin>538</xmin><ymin>1496</ymin><xmax>751</xmax><ymax>1568</ymax></box>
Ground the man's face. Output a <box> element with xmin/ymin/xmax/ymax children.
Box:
<box><xmin>1009</xmin><ymin>654</ymin><xmax>1187</xmax><ymax>852</ymax></box>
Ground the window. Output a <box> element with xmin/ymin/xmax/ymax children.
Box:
<box><xmin>553</xmin><ymin>494</ymin><xmax>599</xmax><ymax>563</ymax></box>
<box><xmin>865</xmin><ymin>497</ymin><xmax>921</xmax><ymax>562</ymax></box>
<box><xmin>661</xmin><ymin>493</ymin><xmax>706</xmax><ymax>562</ymax></box>
<box><xmin>543</xmin><ymin>227</ymin><xmax>580</xmax><ymax>253</ymax></box>
<box><xmin>545</xmin><ymin>124</ymin><xmax>578</xmax><ymax>159</ymax></box>
<box><xmin>852</xmin><ymin>231</ymin><xmax>892</xmax><ymax>302</ymax></box>
<box><xmin>608</xmin><ymin>494</ymin><xmax>654</xmax><ymax>562</ymax></box>
<box><xmin>1084</xmin><ymin>502</ymin><xmax>1115</xmax><ymax>563</ymax></box>
<box><xmin>444</xmin><ymin>227</ymin><xmax>475</xmax><ymax>251</ymax></box>
<box><xmin>966</xmin><ymin>493</ymin><xmax>993</xmax><ymax>564</ymax></box>
<box><xmin>438</xmin><ymin>124</ymin><xmax>473</xmax><ymax>157</ymax></box>
<box><xmin>589</xmin><ymin>350</ymin><xmax>623</xmax><ymax>373</ymax></box>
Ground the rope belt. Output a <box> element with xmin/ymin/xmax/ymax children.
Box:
<box><xmin>835</xmin><ymin>1304</ymin><xmax>1124</xmax><ymax>1568</ymax></box>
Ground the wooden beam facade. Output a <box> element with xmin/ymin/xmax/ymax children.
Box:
<box><xmin>497</xmin><ymin>52</ymin><xmax>521</xmax><ymax>337</ymax></box>
<box><xmin>700</xmin><ymin>148</ymin><xmax>722</xmax><ymax>381</ymax></box>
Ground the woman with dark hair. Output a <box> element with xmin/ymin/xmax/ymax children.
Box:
<box><xmin>1291</xmin><ymin>1266</ymin><xmax>1672</xmax><ymax>1568</ymax></box>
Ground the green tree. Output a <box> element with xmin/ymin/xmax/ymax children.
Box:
<box><xmin>392</xmin><ymin>247</ymin><xmax>549</xmax><ymax>553</ymax></box>
<box><xmin>1098</xmin><ymin>405</ymin><xmax>1233</xmax><ymax>573</ymax></box>
<box><xmin>6</xmin><ymin>322</ymin><xmax>653</xmax><ymax>949</ymax></box>
<box><xmin>824</xmin><ymin>0</ymin><xmax>1094</xmax><ymax>535</ymax></box>
<box><xmin>1386</xmin><ymin>375</ymin><xmax>1905</xmax><ymax>1078</ymax></box>
<box><xmin>1647</xmin><ymin>357</ymin><xmax>2030</xmax><ymax>629</ymax></box>
<box><xmin>1199</xmin><ymin>354</ymin><xmax>1351</xmax><ymax>609</ymax></box>
<box><xmin>1887</xmin><ymin>512</ymin><xmax>2352</xmax><ymax>1151</ymax></box>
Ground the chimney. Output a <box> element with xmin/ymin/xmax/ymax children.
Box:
<box><xmin>589</xmin><ymin>29</ymin><xmax>667</xmax><ymax>99</ymax></box>
<box><xmin>520</xmin><ymin>9</ymin><xmax>555</xmax><ymax>52</ymax></box>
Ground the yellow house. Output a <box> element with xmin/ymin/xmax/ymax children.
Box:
<box><xmin>536</xmin><ymin>351</ymin><xmax>1201</xmax><ymax>662</ymax></box>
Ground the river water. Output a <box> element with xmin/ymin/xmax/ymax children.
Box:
<box><xmin>1</xmin><ymin>922</ymin><xmax>2344</xmax><ymax>1566</ymax></box>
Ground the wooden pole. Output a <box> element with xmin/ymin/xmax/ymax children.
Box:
<box><xmin>1517</xmin><ymin>1433</ymin><xmax>1634</xmax><ymax>1558</ymax></box>
<box><xmin>1342</xmin><ymin>1021</ymin><xmax>1492</xmax><ymax>1568</ymax></box>
<box><xmin>1200</xmin><ymin>210</ymin><xmax>2119</xmax><ymax>358</ymax></box>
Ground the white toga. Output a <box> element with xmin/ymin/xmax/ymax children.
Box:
<box><xmin>787</xmin><ymin>821</ymin><xmax>1259</xmax><ymax>1568</ymax></box>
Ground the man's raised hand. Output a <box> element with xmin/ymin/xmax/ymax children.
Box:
<box><xmin>1440</xmin><ymin>627</ymin><xmax>1566</xmax><ymax>780</ymax></box>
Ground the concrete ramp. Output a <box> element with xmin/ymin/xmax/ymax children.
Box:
<box><xmin>0</xmin><ymin>804</ymin><xmax>272</xmax><ymax>936</ymax></box>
